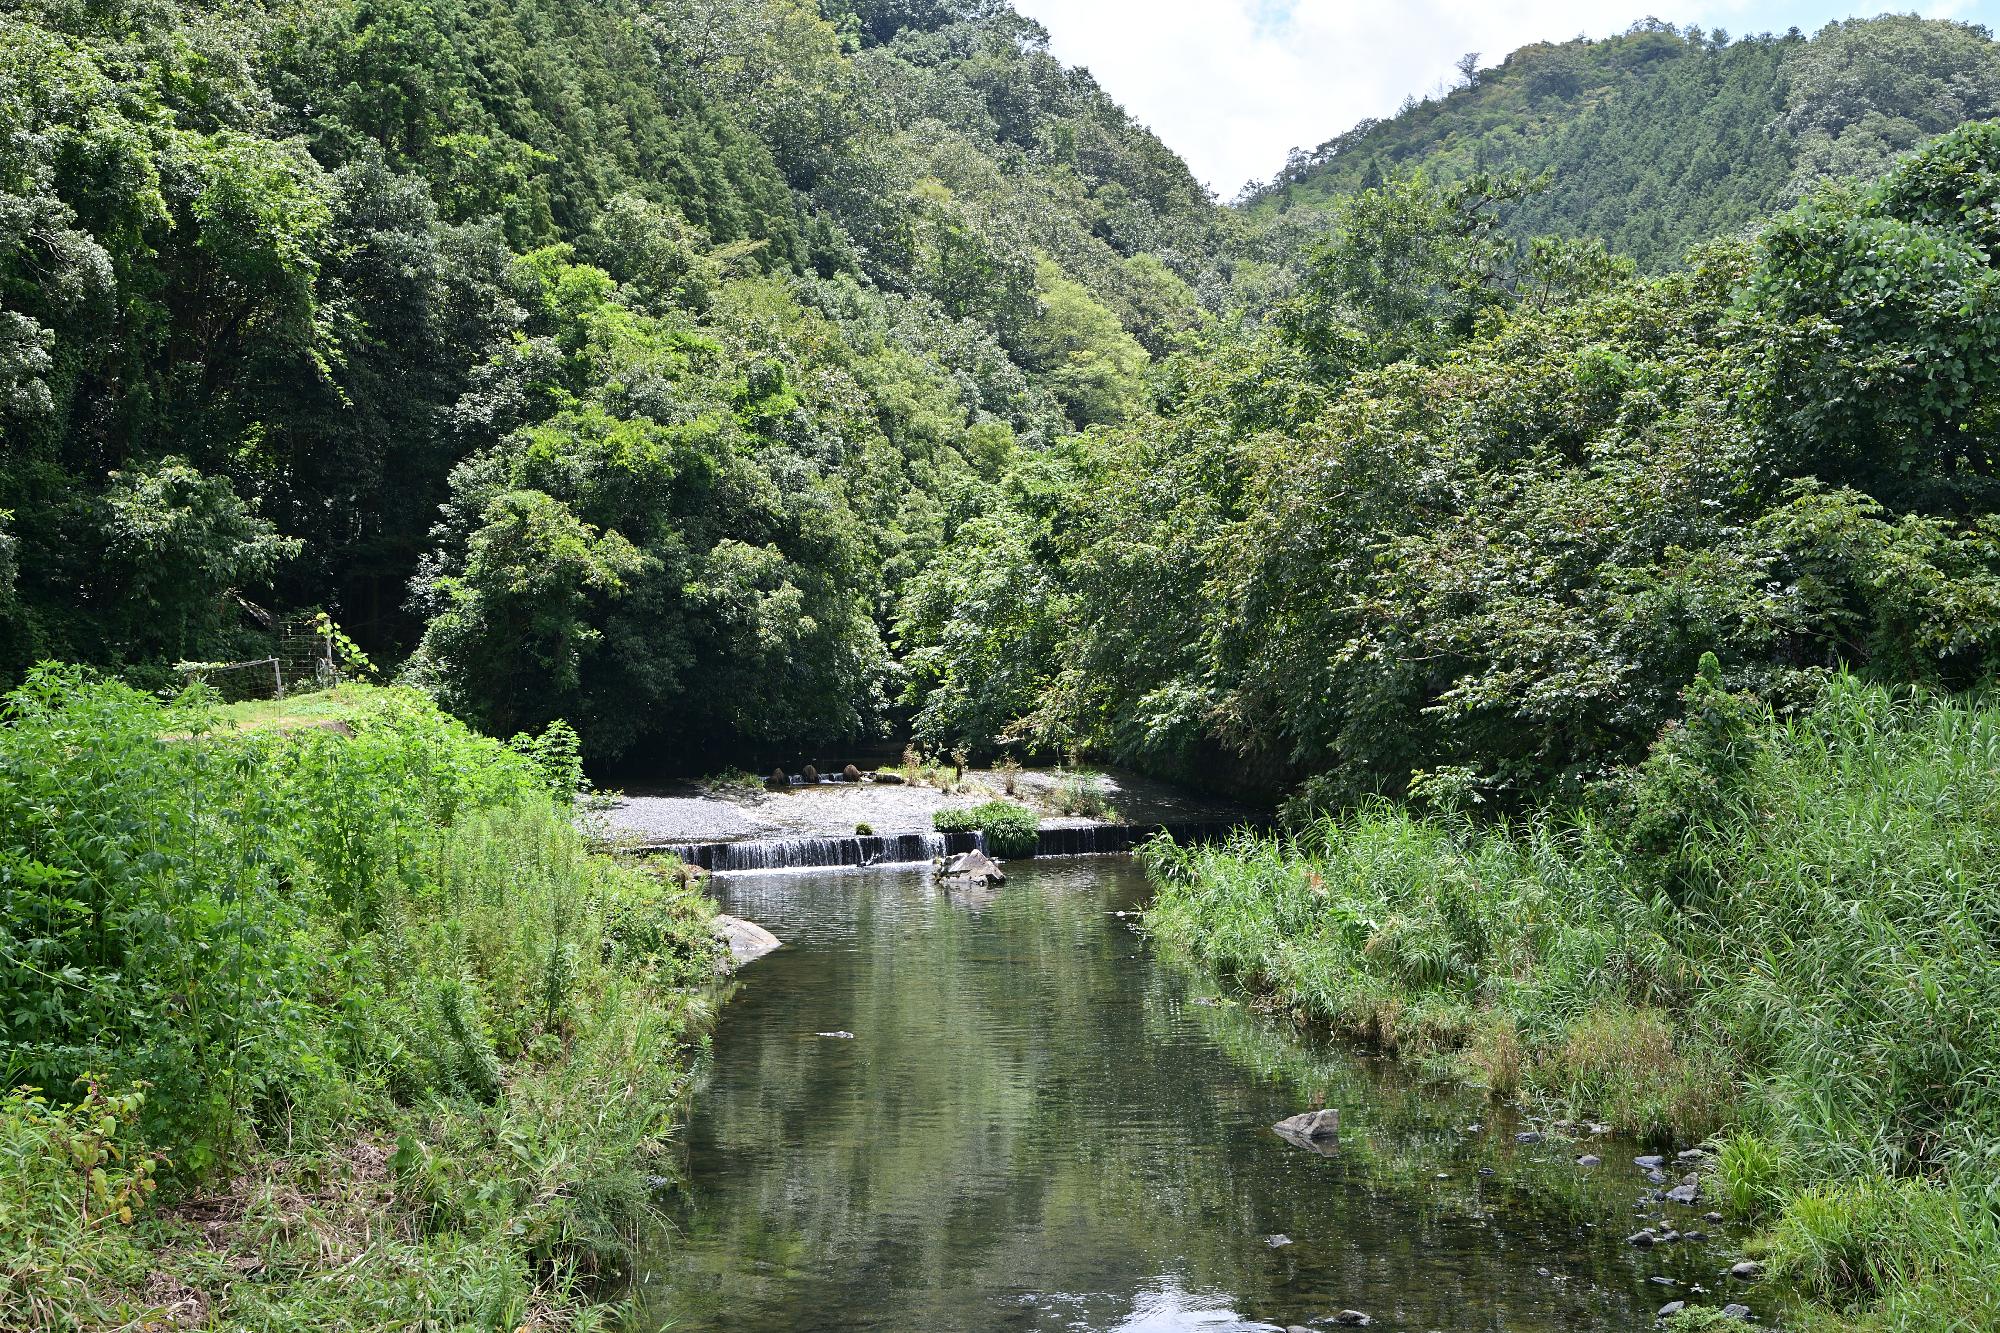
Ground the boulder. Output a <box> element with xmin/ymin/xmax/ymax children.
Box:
<box><xmin>843</xmin><ymin>763</ymin><xmax>861</xmax><ymax>782</ymax></box>
<box><xmin>1721</xmin><ymin>1304</ymin><xmax>1753</xmax><ymax>1321</ymax></box>
<box><xmin>938</xmin><ymin>849</ymin><xmax>1006</xmax><ymax>884</ymax></box>
<box><xmin>873</xmin><ymin>770</ymin><xmax>907</xmax><ymax>785</ymax></box>
<box><xmin>1273</xmin><ymin>1107</ymin><xmax>1341</xmax><ymax>1155</ymax></box>
<box><xmin>1666</xmin><ymin>1175</ymin><xmax>1701</xmax><ymax>1205</ymax></box>
<box><xmin>1730</xmin><ymin>1261</ymin><xmax>1764</xmax><ymax>1281</ymax></box>
<box><xmin>1266</xmin><ymin>1234</ymin><xmax>1292</xmax><ymax>1248</ymax></box>
<box><xmin>712</xmin><ymin>915</ymin><xmax>781</xmax><ymax>971</ymax></box>
<box><xmin>1628</xmin><ymin>1229</ymin><xmax>1658</xmax><ymax>1248</ymax></box>
<box><xmin>768</xmin><ymin>767</ymin><xmax>788</xmax><ymax>789</ymax></box>
<box><xmin>1516</xmin><ymin>1131</ymin><xmax>1544</xmax><ymax>1144</ymax></box>
<box><xmin>802</xmin><ymin>764</ymin><xmax>819</xmax><ymax>783</ymax></box>
<box><xmin>1330</xmin><ymin>1312</ymin><xmax>1373</xmax><ymax>1327</ymax></box>
<box><xmin>1577</xmin><ymin>1154</ymin><xmax>1602</xmax><ymax>1167</ymax></box>
<box><xmin>1657</xmin><ymin>1301</ymin><xmax>1686</xmax><ymax>1319</ymax></box>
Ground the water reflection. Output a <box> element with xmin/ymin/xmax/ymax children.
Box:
<box><xmin>629</xmin><ymin>861</ymin><xmax>1733</xmax><ymax>1331</ymax></box>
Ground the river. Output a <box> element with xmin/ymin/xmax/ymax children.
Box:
<box><xmin>630</xmin><ymin>858</ymin><xmax>1732</xmax><ymax>1331</ymax></box>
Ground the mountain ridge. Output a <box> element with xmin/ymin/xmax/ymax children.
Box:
<box><xmin>1244</xmin><ymin>14</ymin><xmax>2000</xmax><ymax>269</ymax></box>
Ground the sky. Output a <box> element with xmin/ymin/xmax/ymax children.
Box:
<box><xmin>1009</xmin><ymin>0</ymin><xmax>2000</xmax><ymax>197</ymax></box>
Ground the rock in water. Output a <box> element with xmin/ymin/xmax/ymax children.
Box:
<box><xmin>938</xmin><ymin>849</ymin><xmax>1006</xmax><ymax>883</ymax></box>
<box><xmin>1266</xmin><ymin>1233</ymin><xmax>1292</xmax><ymax>1248</ymax></box>
<box><xmin>711</xmin><ymin>915</ymin><xmax>781</xmax><ymax>970</ymax></box>
<box><xmin>1730</xmin><ymin>1260</ymin><xmax>1764</xmax><ymax>1280</ymax></box>
<box><xmin>1658</xmin><ymin>1301</ymin><xmax>1686</xmax><ymax>1319</ymax></box>
<box><xmin>1272</xmin><ymin>1108</ymin><xmax>1341</xmax><ymax>1155</ymax></box>
<box><xmin>1331</xmin><ymin>1312</ymin><xmax>1373</xmax><ymax>1327</ymax></box>
<box><xmin>1721</xmin><ymin>1304</ymin><xmax>1753</xmax><ymax>1320</ymax></box>
<box><xmin>1666</xmin><ymin>1175</ymin><xmax>1701</xmax><ymax>1204</ymax></box>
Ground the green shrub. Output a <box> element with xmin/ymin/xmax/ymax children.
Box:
<box><xmin>1049</xmin><ymin>770</ymin><xmax>1117</xmax><ymax>820</ymax></box>
<box><xmin>933</xmin><ymin>800</ymin><xmax>1041</xmax><ymax>857</ymax></box>
<box><xmin>0</xmin><ymin>670</ymin><xmax>720</xmax><ymax>1324</ymax></box>
<box><xmin>0</xmin><ymin>1079</ymin><xmax>159</xmax><ymax>1329</ymax></box>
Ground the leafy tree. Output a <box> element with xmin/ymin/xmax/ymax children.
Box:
<box><xmin>1752</xmin><ymin>122</ymin><xmax>2000</xmax><ymax>511</ymax></box>
<box><xmin>1276</xmin><ymin>172</ymin><xmax>1538</xmax><ymax>375</ymax></box>
<box><xmin>1020</xmin><ymin>259</ymin><xmax>1150</xmax><ymax>425</ymax></box>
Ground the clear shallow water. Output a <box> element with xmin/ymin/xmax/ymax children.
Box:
<box><xmin>631</xmin><ymin>859</ymin><xmax>1739</xmax><ymax>1332</ymax></box>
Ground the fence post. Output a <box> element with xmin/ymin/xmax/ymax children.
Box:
<box><xmin>273</xmin><ymin>657</ymin><xmax>285</xmax><ymax>701</ymax></box>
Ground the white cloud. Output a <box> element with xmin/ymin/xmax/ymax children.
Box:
<box><xmin>1011</xmin><ymin>0</ymin><xmax>1998</xmax><ymax>198</ymax></box>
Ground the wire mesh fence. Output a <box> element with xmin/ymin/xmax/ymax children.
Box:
<box><xmin>176</xmin><ymin>614</ymin><xmax>339</xmax><ymax>701</ymax></box>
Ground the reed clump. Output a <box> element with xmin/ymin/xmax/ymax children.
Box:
<box><xmin>1144</xmin><ymin>671</ymin><xmax>2000</xmax><ymax>1330</ymax></box>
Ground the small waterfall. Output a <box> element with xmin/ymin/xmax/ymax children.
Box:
<box><xmin>655</xmin><ymin>830</ymin><xmax>978</xmax><ymax>873</ymax></box>
<box><xmin>642</xmin><ymin>821</ymin><xmax>1254</xmax><ymax>873</ymax></box>
<box><xmin>1033</xmin><ymin>820</ymin><xmax>1245</xmax><ymax>858</ymax></box>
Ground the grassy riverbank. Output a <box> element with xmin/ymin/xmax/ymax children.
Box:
<box><xmin>1143</xmin><ymin>673</ymin><xmax>2000</xmax><ymax>1331</ymax></box>
<box><xmin>0</xmin><ymin>673</ymin><xmax>718</xmax><ymax>1329</ymax></box>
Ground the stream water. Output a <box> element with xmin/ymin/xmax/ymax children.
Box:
<box><xmin>630</xmin><ymin>859</ymin><xmax>1740</xmax><ymax>1331</ymax></box>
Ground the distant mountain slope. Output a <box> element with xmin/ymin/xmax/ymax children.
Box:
<box><xmin>1247</xmin><ymin>16</ymin><xmax>2000</xmax><ymax>269</ymax></box>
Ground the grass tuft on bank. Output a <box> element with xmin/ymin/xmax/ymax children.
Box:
<box><xmin>1143</xmin><ymin>670</ymin><xmax>2000</xmax><ymax>1331</ymax></box>
<box><xmin>0</xmin><ymin>669</ymin><xmax>718</xmax><ymax>1329</ymax></box>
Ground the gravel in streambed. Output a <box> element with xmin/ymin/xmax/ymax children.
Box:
<box><xmin>595</xmin><ymin>768</ymin><xmax>1258</xmax><ymax>846</ymax></box>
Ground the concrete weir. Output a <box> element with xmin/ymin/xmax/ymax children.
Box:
<box><xmin>637</xmin><ymin>820</ymin><xmax>1251</xmax><ymax>873</ymax></box>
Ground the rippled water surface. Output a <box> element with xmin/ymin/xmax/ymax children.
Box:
<box><xmin>631</xmin><ymin>860</ymin><xmax>1735</xmax><ymax>1331</ymax></box>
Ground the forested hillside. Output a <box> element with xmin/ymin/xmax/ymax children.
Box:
<box><xmin>1248</xmin><ymin>15</ymin><xmax>2000</xmax><ymax>270</ymax></box>
<box><xmin>0</xmin><ymin>0</ymin><xmax>1230</xmax><ymax>758</ymax></box>
<box><xmin>909</xmin><ymin>124</ymin><xmax>2000</xmax><ymax>810</ymax></box>
<box><xmin>13</xmin><ymin>1</ymin><xmax>2000</xmax><ymax>774</ymax></box>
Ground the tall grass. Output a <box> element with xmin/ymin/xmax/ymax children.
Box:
<box><xmin>1144</xmin><ymin>674</ymin><xmax>2000</xmax><ymax>1329</ymax></box>
<box><xmin>0</xmin><ymin>669</ymin><xmax>719</xmax><ymax>1327</ymax></box>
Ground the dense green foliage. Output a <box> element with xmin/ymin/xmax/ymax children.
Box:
<box><xmin>1145</xmin><ymin>674</ymin><xmax>2000</xmax><ymax>1330</ymax></box>
<box><xmin>13</xmin><ymin>0</ymin><xmax>2000</xmax><ymax>779</ymax></box>
<box><xmin>0</xmin><ymin>676</ymin><xmax>718</xmax><ymax>1325</ymax></box>
<box><xmin>0</xmin><ymin>0</ymin><xmax>1227</xmax><ymax>759</ymax></box>
<box><xmin>11</xmin><ymin>3</ymin><xmax>2000</xmax><ymax>1325</ymax></box>
<box><xmin>931</xmin><ymin>797</ymin><xmax>1038</xmax><ymax>856</ymax></box>
<box><xmin>1250</xmin><ymin>17</ymin><xmax>2000</xmax><ymax>272</ymax></box>
<box><xmin>904</xmin><ymin>123</ymin><xmax>2000</xmax><ymax>810</ymax></box>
